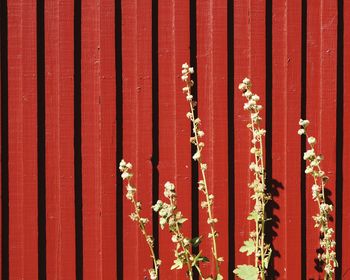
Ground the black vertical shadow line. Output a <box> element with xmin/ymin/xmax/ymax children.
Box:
<box><xmin>190</xmin><ymin>1</ymin><xmax>198</xmax><ymax>279</ymax></box>
<box><xmin>335</xmin><ymin>0</ymin><xmax>343</xmax><ymax>278</ymax></box>
<box><xmin>74</xmin><ymin>0</ymin><xmax>83</xmax><ymax>279</ymax></box>
<box><xmin>301</xmin><ymin>0</ymin><xmax>307</xmax><ymax>279</ymax></box>
<box><xmin>115</xmin><ymin>0</ymin><xmax>123</xmax><ymax>278</ymax></box>
<box><xmin>151</xmin><ymin>0</ymin><xmax>159</xmax><ymax>276</ymax></box>
<box><xmin>227</xmin><ymin>0</ymin><xmax>235</xmax><ymax>278</ymax></box>
<box><xmin>37</xmin><ymin>0</ymin><xmax>46</xmax><ymax>279</ymax></box>
<box><xmin>1</xmin><ymin>0</ymin><xmax>9</xmax><ymax>278</ymax></box>
<box><xmin>265</xmin><ymin>0</ymin><xmax>276</xmax><ymax>278</ymax></box>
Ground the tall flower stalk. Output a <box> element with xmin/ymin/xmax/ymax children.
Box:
<box><xmin>298</xmin><ymin>120</ymin><xmax>338</xmax><ymax>279</ymax></box>
<box><xmin>119</xmin><ymin>160</ymin><xmax>161</xmax><ymax>280</ymax></box>
<box><xmin>234</xmin><ymin>78</ymin><xmax>271</xmax><ymax>280</ymax></box>
<box><xmin>181</xmin><ymin>63</ymin><xmax>223</xmax><ymax>280</ymax></box>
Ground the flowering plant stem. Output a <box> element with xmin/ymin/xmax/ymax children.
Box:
<box><xmin>119</xmin><ymin>160</ymin><xmax>160</xmax><ymax>280</ymax></box>
<box><xmin>181</xmin><ymin>63</ymin><xmax>223</xmax><ymax>279</ymax></box>
<box><xmin>298</xmin><ymin>120</ymin><xmax>338</xmax><ymax>279</ymax></box>
<box><xmin>234</xmin><ymin>78</ymin><xmax>271</xmax><ymax>280</ymax></box>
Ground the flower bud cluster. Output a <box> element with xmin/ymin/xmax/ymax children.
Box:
<box><xmin>153</xmin><ymin>182</ymin><xmax>205</xmax><ymax>278</ymax></box>
<box><xmin>119</xmin><ymin>159</ymin><xmax>161</xmax><ymax>280</ymax></box>
<box><xmin>298</xmin><ymin>120</ymin><xmax>338</xmax><ymax>278</ymax></box>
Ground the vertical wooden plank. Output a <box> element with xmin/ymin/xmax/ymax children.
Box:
<box><xmin>81</xmin><ymin>0</ymin><xmax>116</xmax><ymax>279</ymax></box>
<box><xmin>233</xmin><ymin>0</ymin><xmax>266</xmax><ymax>267</ymax></box>
<box><xmin>197</xmin><ymin>0</ymin><xmax>228</xmax><ymax>278</ymax></box>
<box><xmin>306</xmin><ymin>0</ymin><xmax>337</xmax><ymax>278</ymax></box>
<box><xmin>158</xmin><ymin>0</ymin><xmax>191</xmax><ymax>279</ymax></box>
<box><xmin>45</xmin><ymin>0</ymin><xmax>76</xmax><ymax>278</ymax></box>
<box><xmin>7</xmin><ymin>0</ymin><xmax>38</xmax><ymax>278</ymax></box>
<box><xmin>122</xmin><ymin>0</ymin><xmax>153</xmax><ymax>278</ymax></box>
<box><xmin>342</xmin><ymin>0</ymin><xmax>350</xmax><ymax>277</ymax></box>
<box><xmin>271</xmin><ymin>0</ymin><xmax>302</xmax><ymax>278</ymax></box>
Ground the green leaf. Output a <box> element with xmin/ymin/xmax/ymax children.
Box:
<box><xmin>190</xmin><ymin>236</ymin><xmax>202</xmax><ymax>248</ymax></box>
<box><xmin>177</xmin><ymin>217</ymin><xmax>188</xmax><ymax>225</ymax></box>
<box><xmin>239</xmin><ymin>239</ymin><xmax>256</xmax><ymax>256</ymax></box>
<box><xmin>216</xmin><ymin>273</ymin><xmax>224</xmax><ymax>280</ymax></box>
<box><xmin>171</xmin><ymin>259</ymin><xmax>183</xmax><ymax>270</ymax></box>
<box><xmin>247</xmin><ymin>211</ymin><xmax>259</xmax><ymax>221</ymax></box>
<box><xmin>233</xmin><ymin>265</ymin><xmax>259</xmax><ymax>280</ymax></box>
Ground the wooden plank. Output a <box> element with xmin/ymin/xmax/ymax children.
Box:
<box><xmin>44</xmin><ymin>0</ymin><xmax>75</xmax><ymax>278</ymax></box>
<box><xmin>7</xmin><ymin>0</ymin><xmax>38</xmax><ymax>278</ymax></box>
<box><xmin>306</xmin><ymin>0</ymin><xmax>337</xmax><ymax>278</ymax></box>
<box><xmin>196</xmin><ymin>0</ymin><xmax>228</xmax><ymax>278</ymax></box>
<box><xmin>233</xmin><ymin>0</ymin><xmax>266</xmax><ymax>268</ymax></box>
<box><xmin>271</xmin><ymin>0</ymin><xmax>302</xmax><ymax>278</ymax></box>
<box><xmin>81</xmin><ymin>0</ymin><xmax>116</xmax><ymax>279</ymax></box>
<box><xmin>342</xmin><ymin>0</ymin><xmax>350</xmax><ymax>277</ymax></box>
<box><xmin>121</xmin><ymin>0</ymin><xmax>153</xmax><ymax>278</ymax></box>
<box><xmin>158</xmin><ymin>1</ymin><xmax>191</xmax><ymax>279</ymax></box>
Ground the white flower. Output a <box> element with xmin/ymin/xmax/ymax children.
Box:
<box><xmin>164</xmin><ymin>181</ymin><xmax>175</xmax><ymax>190</ymax></box>
<box><xmin>181</xmin><ymin>75</ymin><xmax>188</xmax><ymax>81</ymax></box>
<box><xmin>238</xmin><ymin>83</ymin><xmax>247</xmax><ymax>91</ymax></box>
<box><xmin>251</xmin><ymin>95</ymin><xmax>260</xmax><ymax>101</ymax></box>
<box><xmin>303</xmin><ymin>149</ymin><xmax>315</xmax><ymax>160</ymax></box>
<box><xmin>197</xmin><ymin>130</ymin><xmax>205</xmax><ymax>137</ymax></box>
<box><xmin>186</xmin><ymin>112</ymin><xmax>192</xmax><ymax>119</ymax></box>
<box><xmin>193</xmin><ymin>151</ymin><xmax>201</xmax><ymax>161</ymax></box>
<box><xmin>182</xmin><ymin>86</ymin><xmax>189</xmax><ymax>92</ymax></box>
<box><xmin>308</xmin><ymin>136</ymin><xmax>316</xmax><ymax>144</ymax></box>
<box><xmin>305</xmin><ymin>166</ymin><xmax>313</xmax><ymax>174</ymax></box>
<box><xmin>299</xmin><ymin>119</ymin><xmax>310</xmax><ymax>127</ymax></box>
<box><xmin>298</xmin><ymin>128</ymin><xmax>305</xmax><ymax>135</ymax></box>
<box><xmin>182</xmin><ymin>63</ymin><xmax>189</xmax><ymax>69</ymax></box>
<box><xmin>189</xmin><ymin>67</ymin><xmax>194</xmax><ymax>74</ymax></box>
<box><xmin>243</xmin><ymin>77</ymin><xmax>251</xmax><ymax>85</ymax></box>
<box><xmin>186</xmin><ymin>94</ymin><xmax>193</xmax><ymax>101</ymax></box>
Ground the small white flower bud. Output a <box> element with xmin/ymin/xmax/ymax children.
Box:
<box><xmin>308</xmin><ymin>136</ymin><xmax>316</xmax><ymax>144</ymax></box>
<box><xmin>298</xmin><ymin>128</ymin><xmax>305</xmax><ymax>135</ymax></box>
<box><xmin>197</xmin><ymin>130</ymin><xmax>205</xmax><ymax>137</ymax></box>
<box><xmin>189</xmin><ymin>67</ymin><xmax>194</xmax><ymax>74</ymax></box>
<box><xmin>182</xmin><ymin>63</ymin><xmax>189</xmax><ymax>69</ymax></box>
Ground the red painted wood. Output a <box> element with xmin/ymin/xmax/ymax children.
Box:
<box><xmin>158</xmin><ymin>1</ymin><xmax>191</xmax><ymax>279</ymax></box>
<box><xmin>81</xmin><ymin>0</ymin><xmax>116</xmax><ymax>279</ymax></box>
<box><xmin>197</xmin><ymin>1</ymin><xmax>228</xmax><ymax>278</ymax></box>
<box><xmin>306</xmin><ymin>0</ymin><xmax>337</xmax><ymax>278</ymax></box>
<box><xmin>45</xmin><ymin>0</ymin><xmax>75</xmax><ymax>278</ymax></box>
<box><xmin>342</xmin><ymin>0</ymin><xmax>350</xmax><ymax>277</ymax></box>
<box><xmin>272</xmin><ymin>1</ymin><xmax>302</xmax><ymax>278</ymax></box>
<box><xmin>233</xmin><ymin>0</ymin><xmax>266</xmax><ymax>268</ymax></box>
<box><xmin>122</xmin><ymin>0</ymin><xmax>153</xmax><ymax>279</ymax></box>
<box><xmin>7</xmin><ymin>0</ymin><xmax>38</xmax><ymax>278</ymax></box>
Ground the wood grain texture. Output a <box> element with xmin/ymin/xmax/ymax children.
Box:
<box><xmin>306</xmin><ymin>0</ymin><xmax>337</xmax><ymax>278</ymax></box>
<box><xmin>81</xmin><ymin>0</ymin><xmax>116</xmax><ymax>279</ymax></box>
<box><xmin>7</xmin><ymin>0</ymin><xmax>38</xmax><ymax>278</ymax></box>
<box><xmin>121</xmin><ymin>0</ymin><xmax>153</xmax><ymax>278</ymax></box>
<box><xmin>45</xmin><ymin>1</ymin><xmax>76</xmax><ymax>278</ymax></box>
<box><xmin>271</xmin><ymin>0</ymin><xmax>302</xmax><ymax>278</ymax></box>
<box><xmin>158</xmin><ymin>1</ymin><xmax>192</xmax><ymax>279</ymax></box>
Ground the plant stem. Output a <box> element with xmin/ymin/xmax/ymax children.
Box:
<box><xmin>131</xmin><ymin>196</ymin><xmax>159</xmax><ymax>279</ymax></box>
<box><xmin>189</xmin><ymin>100</ymin><xmax>220</xmax><ymax>275</ymax></box>
<box><xmin>169</xmin><ymin>198</ymin><xmax>194</xmax><ymax>280</ymax></box>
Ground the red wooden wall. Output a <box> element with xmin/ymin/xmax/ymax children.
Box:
<box><xmin>0</xmin><ymin>0</ymin><xmax>349</xmax><ymax>279</ymax></box>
